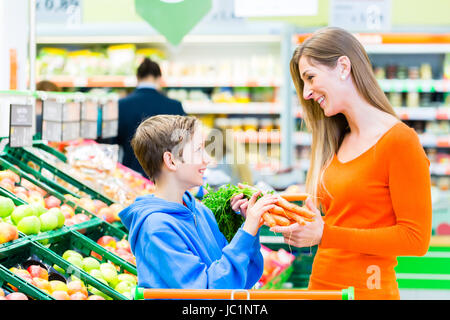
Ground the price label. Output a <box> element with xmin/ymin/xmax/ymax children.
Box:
<box><xmin>36</xmin><ymin>0</ymin><xmax>82</xmax><ymax>25</ymax></box>
<box><xmin>43</xmin><ymin>100</ymin><xmax>63</xmax><ymax>122</ymax></box>
<box><xmin>101</xmin><ymin>120</ymin><xmax>118</xmax><ymax>139</ymax></box>
<box><xmin>102</xmin><ymin>101</ymin><xmax>119</xmax><ymax>121</ymax></box>
<box><xmin>63</xmin><ymin>102</ymin><xmax>81</xmax><ymax>122</ymax></box>
<box><xmin>42</xmin><ymin>121</ymin><xmax>63</xmax><ymax>142</ymax></box>
<box><xmin>81</xmin><ymin>101</ymin><xmax>98</xmax><ymax>121</ymax></box>
<box><xmin>9</xmin><ymin>104</ymin><xmax>33</xmax><ymax>148</ymax></box>
<box><xmin>80</xmin><ymin>121</ymin><xmax>98</xmax><ymax>139</ymax></box>
<box><xmin>62</xmin><ymin>122</ymin><xmax>81</xmax><ymax>141</ymax></box>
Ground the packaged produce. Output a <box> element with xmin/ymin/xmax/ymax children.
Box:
<box><xmin>36</xmin><ymin>47</ymin><xmax>67</xmax><ymax>77</ymax></box>
<box><xmin>106</xmin><ymin>44</ymin><xmax>136</xmax><ymax>75</ymax></box>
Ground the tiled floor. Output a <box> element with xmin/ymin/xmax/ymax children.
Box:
<box><xmin>400</xmin><ymin>289</ymin><xmax>450</xmax><ymax>300</ymax></box>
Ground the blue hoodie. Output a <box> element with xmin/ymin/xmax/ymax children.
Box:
<box><xmin>119</xmin><ymin>191</ymin><xmax>264</xmax><ymax>289</ymax></box>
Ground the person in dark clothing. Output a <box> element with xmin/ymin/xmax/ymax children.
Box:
<box><xmin>117</xmin><ymin>58</ymin><xmax>186</xmax><ymax>177</ymax></box>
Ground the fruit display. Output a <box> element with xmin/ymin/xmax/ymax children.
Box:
<box><xmin>59</xmin><ymin>249</ymin><xmax>137</xmax><ymax>299</ymax></box>
<box><xmin>94</xmin><ymin>235</ymin><xmax>135</xmax><ymax>266</ymax></box>
<box><xmin>23</xmin><ymin>142</ymin><xmax>154</xmax><ymax>207</ymax></box>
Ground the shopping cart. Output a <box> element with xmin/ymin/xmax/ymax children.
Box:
<box><xmin>132</xmin><ymin>286</ymin><xmax>355</xmax><ymax>300</ymax></box>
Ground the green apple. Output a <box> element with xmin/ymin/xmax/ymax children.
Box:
<box><xmin>0</xmin><ymin>196</ymin><xmax>15</xmax><ymax>218</ymax></box>
<box><xmin>100</xmin><ymin>263</ymin><xmax>118</xmax><ymax>286</ymax></box>
<box><xmin>117</xmin><ymin>274</ymin><xmax>137</xmax><ymax>286</ymax></box>
<box><xmin>88</xmin><ymin>284</ymin><xmax>112</xmax><ymax>300</ymax></box>
<box><xmin>66</xmin><ymin>255</ymin><xmax>83</xmax><ymax>269</ymax></box>
<box><xmin>62</xmin><ymin>250</ymin><xmax>83</xmax><ymax>261</ymax></box>
<box><xmin>47</xmin><ymin>208</ymin><xmax>65</xmax><ymax>228</ymax></box>
<box><xmin>89</xmin><ymin>269</ymin><xmax>104</xmax><ymax>281</ymax></box>
<box><xmin>39</xmin><ymin>212</ymin><xmax>58</xmax><ymax>232</ymax></box>
<box><xmin>11</xmin><ymin>205</ymin><xmax>34</xmax><ymax>225</ymax></box>
<box><xmin>82</xmin><ymin>257</ymin><xmax>100</xmax><ymax>273</ymax></box>
<box><xmin>53</xmin><ymin>264</ymin><xmax>66</xmax><ymax>275</ymax></box>
<box><xmin>29</xmin><ymin>203</ymin><xmax>47</xmax><ymax>217</ymax></box>
<box><xmin>114</xmin><ymin>280</ymin><xmax>135</xmax><ymax>295</ymax></box>
<box><xmin>17</xmin><ymin>216</ymin><xmax>41</xmax><ymax>235</ymax></box>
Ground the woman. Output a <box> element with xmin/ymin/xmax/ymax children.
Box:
<box><xmin>270</xmin><ymin>27</ymin><xmax>432</xmax><ymax>300</ymax></box>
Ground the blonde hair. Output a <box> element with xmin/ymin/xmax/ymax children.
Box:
<box><xmin>290</xmin><ymin>27</ymin><xmax>398</xmax><ymax>206</ymax></box>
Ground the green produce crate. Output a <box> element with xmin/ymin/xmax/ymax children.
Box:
<box><xmin>0</xmin><ymin>239</ymin><xmax>126</xmax><ymax>300</ymax></box>
<box><xmin>5</xmin><ymin>147</ymin><xmax>128</xmax><ymax>233</ymax></box>
<box><xmin>0</xmin><ymin>155</ymin><xmax>102</xmax><ymax>232</ymax></box>
<box><xmin>70</xmin><ymin>219</ymin><xmax>129</xmax><ymax>248</ymax></box>
<box><xmin>0</xmin><ymin>186</ymin><xmax>29</xmax><ymax>250</ymax></box>
<box><xmin>6</xmin><ymin>146</ymin><xmax>115</xmax><ymax>205</ymax></box>
<box><xmin>42</xmin><ymin>227</ymin><xmax>136</xmax><ymax>276</ymax></box>
<box><xmin>32</xmin><ymin>141</ymin><xmax>67</xmax><ymax>163</ymax></box>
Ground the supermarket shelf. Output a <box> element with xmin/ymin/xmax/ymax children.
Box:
<box><xmin>184</xmin><ymin>101</ymin><xmax>281</xmax><ymax>114</ymax></box>
<box><xmin>36</xmin><ymin>76</ymin><xmax>282</xmax><ymax>88</ymax></box>
<box><xmin>364</xmin><ymin>44</ymin><xmax>450</xmax><ymax>54</ymax></box>
<box><xmin>234</xmin><ymin>130</ymin><xmax>450</xmax><ymax>149</ymax></box>
<box><xmin>378</xmin><ymin>79</ymin><xmax>450</xmax><ymax>93</ymax></box>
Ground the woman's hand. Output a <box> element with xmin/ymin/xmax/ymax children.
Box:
<box><xmin>242</xmin><ymin>191</ymin><xmax>278</xmax><ymax>236</ymax></box>
<box><xmin>269</xmin><ymin>197</ymin><xmax>324</xmax><ymax>247</ymax></box>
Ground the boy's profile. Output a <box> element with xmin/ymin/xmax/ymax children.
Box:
<box><xmin>119</xmin><ymin>115</ymin><xmax>277</xmax><ymax>289</ymax></box>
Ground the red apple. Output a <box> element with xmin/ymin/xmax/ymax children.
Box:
<box><xmin>70</xmin><ymin>292</ymin><xmax>88</xmax><ymax>300</ymax></box>
<box><xmin>6</xmin><ymin>292</ymin><xmax>28</xmax><ymax>300</ymax></box>
<box><xmin>52</xmin><ymin>290</ymin><xmax>71</xmax><ymax>300</ymax></box>
<box><xmin>44</xmin><ymin>196</ymin><xmax>61</xmax><ymax>209</ymax></box>
<box><xmin>27</xmin><ymin>265</ymin><xmax>48</xmax><ymax>280</ymax></box>
<box><xmin>13</xmin><ymin>186</ymin><xmax>28</xmax><ymax>195</ymax></box>
<box><xmin>73</xmin><ymin>213</ymin><xmax>90</xmax><ymax>224</ymax></box>
<box><xmin>93</xmin><ymin>200</ymin><xmax>108</xmax><ymax>214</ymax></box>
<box><xmin>60</xmin><ymin>204</ymin><xmax>75</xmax><ymax>219</ymax></box>
<box><xmin>97</xmin><ymin>207</ymin><xmax>117</xmax><ymax>223</ymax></box>
<box><xmin>97</xmin><ymin>235</ymin><xmax>116</xmax><ymax>248</ymax></box>
<box><xmin>67</xmin><ymin>280</ymin><xmax>88</xmax><ymax>296</ymax></box>
<box><xmin>116</xmin><ymin>239</ymin><xmax>131</xmax><ymax>253</ymax></box>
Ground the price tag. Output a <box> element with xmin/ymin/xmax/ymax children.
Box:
<box><xmin>63</xmin><ymin>102</ymin><xmax>81</xmax><ymax>122</ymax></box>
<box><xmin>36</xmin><ymin>0</ymin><xmax>82</xmax><ymax>25</ymax></box>
<box><xmin>80</xmin><ymin>121</ymin><xmax>98</xmax><ymax>139</ymax></box>
<box><xmin>9</xmin><ymin>104</ymin><xmax>33</xmax><ymax>148</ymax></box>
<box><xmin>81</xmin><ymin>101</ymin><xmax>99</xmax><ymax>121</ymax></box>
<box><xmin>101</xmin><ymin>120</ymin><xmax>118</xmax><ymax>139</ymax></box>
<box><xmin>102</xmin><ymin>101</ymin><xmax>119</xmax><ymax>121</ymax></box>
<box><xmin>42</xmin><ymin>121</ymin><xmax>63</xmax><ymax>142</ymax></box>
<box><xmin>43</xmin><ymin>100</ymin><xmax>63</xmax><ymax>121</ymax></box>
<box><xmin>62</xmin><ymin>122</ymin><xmax>80</xmax><ymax>141</ymax></box>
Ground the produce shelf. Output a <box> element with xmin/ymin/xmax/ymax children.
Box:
<box><xmin>0</xmin><ymin>240</ymin><xmax>126</xmax><ymax>300</ymax></box>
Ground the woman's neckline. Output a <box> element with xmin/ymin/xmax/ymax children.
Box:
<box><xmin>335</xmin><ymin>121</ymin><xmax>403</xmax><ymax>165</ymax></box>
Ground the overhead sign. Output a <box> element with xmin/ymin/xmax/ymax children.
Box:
<box><xmin>234</xmin><ymin>0</ymin><xmax>318</xmax><ymax>17</ymax></box>
<box><xmin>330</xmin><ymin>0</ymin><xmax>391</xmax><ymax>32</ymax></box>
<box><xmin>134</xmin><ymin>0</ymin><xmax>212</xmax><ymax>46</ymax></box>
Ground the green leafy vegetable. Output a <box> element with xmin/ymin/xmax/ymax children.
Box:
<box><xmin>202</xmin><ymin>183</ymin><xmax>259</xmax><ymax>242</ymax></box>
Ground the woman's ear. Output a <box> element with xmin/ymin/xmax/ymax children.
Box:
<box><xmin>337</xmin><ymin>55</ymin><xmax>351</xmax><ymax>80</ymax></box>
<box><xmin>163</xmin><ymin>151</ymin><xmax>177</xmax><ymax>171</ymax></box>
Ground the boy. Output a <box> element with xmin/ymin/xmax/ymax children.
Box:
<box><xmin>119</xmin><ymin>115</ymin><xmax>277</xmax><ymax>289</ymax></box>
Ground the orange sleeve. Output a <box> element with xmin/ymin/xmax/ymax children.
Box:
<box><xmin>320</xmin><ymin>128</ymin><xmax>432</xmax><ymax>256</ymax></box>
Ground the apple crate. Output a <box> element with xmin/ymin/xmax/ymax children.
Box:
<box><xmin>0</xmin><ymin>186</ymin><xmax>29</xmax><ymax>250</ymax></box>
<box><xmin>5</xmin><ymin>147</ymin><xmax>128</xmax><ymax>233</ymax></box>
<box><xmin>68</xmin><ymin>219</ymin><xmax>136</xmax><ymax>268</ymax></box>
<box><xmin>0</xmin><ymin>155</ymin><xmax>102</xmax><ymax>229</ymax></box>
<box><xmin>32</xmin><ymin>140</ymin><xmax>68</xmax><ymax>163</ymax></box>
<box><xmin>0</xmin><ymin>239</ymin><xmax>128</xmax><ymax>300</ymax></box>
<box><xmin>260</xmin><ymin>265</ymin><xmax>294</xmax><ymax>290</ymax></box>
<box><xmin>40</xmin><ymin>227</ymin><xmax>136</xmax><ymax>276</ymax></box>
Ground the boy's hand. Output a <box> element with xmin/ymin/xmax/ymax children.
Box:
<box><xmin>230</xmin><ymin>193</ymin><xmax>249</xmax><ymax>218</ymax></box>
<box><xmin>242</xmin><ymin>191</ymin><xmax>278</xmax><ymax>236</ymax></box>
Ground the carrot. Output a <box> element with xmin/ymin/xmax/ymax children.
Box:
<box><xmin>262</xmin><ymin>212</ymin><xmax>277</xmax><ymax>227</ymax></box>
<box><xmin>270</xmin><ymin>205</ymin><xmax>286</xmax><ymax>216</ymax></box>
<box><xmin>281</xmin><ymin>209</ymin><xmax>307</xmax><ymax>226</ymax></box>
<box><xmin>270</xmin><ymin>214</ymin><xmax>292</xmax><ymax>226</ymax></box>
<box><xmin>279</xmin><ymin>193</ymin><xmax>310</xmax><ymax>202</ymax></box>
<box><xmin>276</xmin><ymin>197</ymin><xmax>316</xmax><ymax>219</ymax></box>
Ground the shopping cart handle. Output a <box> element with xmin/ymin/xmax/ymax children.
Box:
<box><xmin>133</xmin><ymin>286</ymin><xmax>355</xmax><ymax>300</ymax></box>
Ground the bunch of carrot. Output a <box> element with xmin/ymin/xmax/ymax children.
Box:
<box><xmin>262</xmin><ymin>193</ymin><xmax>316</xmax><ymax>227</ymax></box>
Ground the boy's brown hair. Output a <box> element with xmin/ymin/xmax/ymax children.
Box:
<box><xmin>131</xmin><ymin>115</ymin><xmax>199</xmax><ymax>182</ymax></box>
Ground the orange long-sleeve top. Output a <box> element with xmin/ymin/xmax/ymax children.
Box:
<box><xmin>308</xmin><ymin>122</ymin><xmax>432</xmax><ymax>300</ymax></box>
